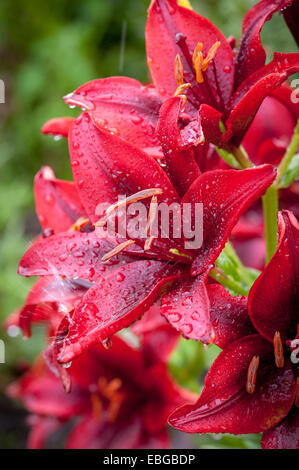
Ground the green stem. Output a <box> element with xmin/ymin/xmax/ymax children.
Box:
<box><xmin>231</xmin><ymin>145</ymin><xmax>254</xmax><ymax>169</ymax></box>
<box><xmin>262</xmin><ymin>185</ymin><xmax>278</xmax><ymax>264</ymax></box>
<box><xmin>275</xmin><ymin>120</ymin><xmax>299</xmax><ymax>185</ymax></box>
<box><xmin>209</xmin><ymin>267</ymin><xmax>248</xmax><ymax>296</ymax></box>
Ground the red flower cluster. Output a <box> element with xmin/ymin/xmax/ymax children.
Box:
<box><xmin>7</xmin><ymin>0</ymin><xmax>299</xmax><ymax>449</ymax></box>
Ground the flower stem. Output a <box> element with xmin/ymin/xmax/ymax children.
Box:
<box><xmin>209</xmin><ymin>267</ymin><xmax>248</xmax><ymax>296</ymax></box>
<box><xmin>275</xmin><ymin>120</ymin><xmax>299</xmax><ymax>185</ymax></box>
<box><xmin>231</xmin><ymin>145</ymin><xmax>254</xmax><ymax>169</ymax></box>
<box><xmin>262</xmin><ymin>185</ymin><xmax>278</xmax><ymax>264</ymax></box>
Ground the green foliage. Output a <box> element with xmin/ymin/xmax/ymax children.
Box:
<box><xmin>279</xmin><ymin>153</ymin><xmax>299</xmax><ymax>188</ymax></box>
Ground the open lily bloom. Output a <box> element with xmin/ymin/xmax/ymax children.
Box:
<box><xmin>145</xmin><ymin>0</ymin><xmax>299</xmax><ymax>150</ymax></box>
<box><xmin>7</xmin><ymin>332</ymin><xmax>194</xmax><ymax>449</ymax></box>
<box><xmin>169</xmin><ymin>211</ymin><xmax>299</xmax><ymax>449</ymax></box>
<box><xmin>18</xmin><ymin>112</ymin><xmax>276</xmax><ymax>363</ymax></box>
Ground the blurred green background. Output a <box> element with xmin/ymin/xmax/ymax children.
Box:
<box><xmin>0</xmin><ymin>0</ymin><xmax>296</xmax><ymax>449</ymax></box>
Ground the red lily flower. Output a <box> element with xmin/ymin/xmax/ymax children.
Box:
<box><xmin>145</xmin><ymin>0</ymin><xmax>299</xmax><ymax>149</ymax></box>
<box><xmin>8</xmin><ymin>334</ymin><xmax>194</xmax><ymax>449</ymax></box>
<box><xmin>169</xmin><ymin>210</ymin><xmax>299</xmax><ymax>449</ymax></box>
<box><xmin>231</xmin><ymin>84</ymin><xmax>299</xmax><ymax>268</ymax></box>
<box><xmin>243</xmin><ymin>85</ymin><xmax>299</xmax><ymax>166</ymax></box>
<box><xmin>18</xmin><ymin>110</ymin><xmax>276</xmax><ymax>362</ymax></box>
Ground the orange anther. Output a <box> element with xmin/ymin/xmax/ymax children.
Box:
<box><xmin>274</xmin><ymin>331</ymin><xmax>284</xmax><ymax>368</ymax></box>
<box><xmin>246</xmin><ymin>355</ymin><xmax>260</xmax><ymax>394</ymax></box>
<box><xmin>174</xmin><ymin>54</ymin><xmax>184</xmax><ymax>86</ymax></box>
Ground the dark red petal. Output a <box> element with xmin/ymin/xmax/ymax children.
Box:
<box><xmin>182</xmin><ymin>165</ymin><xmax>276</xmax><ymax>275</ymax></box>
<box><xmin>235</xmin><ymin>0</ymin><xmax>293</xmax><ymax>87</ymax></box>
<box><xmin>156</xmin><ymin>96</ymin><xmax>201</xmax><ymax>196</ymax></box>
<box><xmin>69</xmin><ymin>335</ymin><xmax>145</xmax><ymax>391</ymax></box>
<box><xmin>249</xmin><ymin>210</ymin><xmax>299</xmax><ymax>342</ymax></box>
<box><xmin>145</xmin><ymin>0</ymin><xmax>234</xmax><ymax>110</ymax></box>
<box><xmin>169</xmin><ymin>335</ymin><xmax>296</xmax><ymax>434</ymax></box>
<box><xmin>69</xmin><ymin>113</ymin><xmax>179</xmax><ymax>223</ymax></box>
<box><xmin>198</xmin><ymin>104</ymin><xmax>226</xmax><ymax>148</ymax></box>
<box><xmin>41</xmin><ymin>117</ymin><xmax>74</xmax><ymax>138</ymax></box>
<box><xmin>58</xmin><ymin>260</ymin><xmax>180</xmax><ymax>363</ymax></box>
<box><xmin>64</xmin><ymin>77</ymin><xmax>162</xmax><ymax>156</ymax></box>
<box><xmin>34</xmin><ymin>166</ymin><xmax>86</xmax><ymax>233</ymax></box>
<box><xmin>227</xmin><ymin>53</ymin><xmax>299</xmax><ymax>145</ymax></box>
<box><xmin>66</xmin><ymin>413</ymin><xmax>144</xmax><ymax>449</ymax></box>
<box><xmin>283</xmin><ymin>0</ymin><xmax>299</xmax><ymax>47</ymax></box>
<box><xmin>161</xmin><ymin>269</ymin><xmax>214</xmax><ymax>343</ymax></box>
<box><xmin>10</xmin><ymin>363</ymin><xmax>88</xmax><ymax>419</ymax></box>
<box><xmin>208</xmin><ymin>284</ymin><xmax>256</xmax><ymax>349</ymax></box>
<box><xmin>131</xmin><ymin>305</ymin><xmax>180</xmax><ymax>364</ymax></box>
<box><xmin>27</xmin><ymin>416</ymin><xmax>62</xmax><ymax>449</ymax></box>
<box><xmin>18</xmin><ymin>276</ymin><xmax>89</xmax><ymax>337</ymax></box>
<box><xmin>18</xmin><ymin>231</ymin><xmax>136</xmax><ymax>281</ymax></box>
<box><xmin>243</xmin><ymin>88</ymin><xmax>298</xmax><ymax>164</ymax></box>
<box><xmin>142</xmin><ymin>362</ymin><xmax>196</xmax><ymax>434</ymax></box>
<box><xmin>262</xmin><ymin>407</ymin><xmax>299</xmax><ymax>449</ymax></box>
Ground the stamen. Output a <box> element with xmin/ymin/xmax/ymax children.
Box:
<box><xmin>91</xmin><ymin>393</ymin><xmax>103</xmax><ymax>421</ymax></box>
<box><xmin>94</xmin><ymin>217</ymin><xmax>108</xmax><ymax>228</ymax></box>
<box><xmin>246</xmin><ymin>355</ymin><xmax>260</xmax><ymax>394</ymax></box>
<box><xmin>192</xmin><ymin>41</ymin><xmax>221</xmax><ymax>84</ymax></box>
<box><xmin>104</xmin><ymin>188</ymin><xmax>163</xmax><ymax>217</ymax></box>
<box><xmin>101</xmin><ymin>239</ymin><xmax>135</xmax><ymax>262</ymax></box>
<box><xmin>144</xmin><ymin>195</ymin><xmax>158</xmax><ymax>251</ymax></box>
<box><xmin>97</xmin><ymin>377</ymin><xmax>124</xmax><ymax>422</ymax></box>
<box><xmin>274</xmin><ymin>331</ymin><xmax>284</xmax><ymax>368</ymax></box>
<box><xmin>295</xmin><ymin>378</ymin><xmax>299</xmax><ymax>407</ymax></box>
<box><xmin>144</xmin><ymin>236</ymin><xmax>155</xmax><ymax>252</ymax></box>
<box><xmin>192</xmin><ymin>42</ymin><xmax>203</xmax><ymax>63</ymax></box>
<box><xmin>145</xmin><ymin>195</ymin><xmax>158</xmax><ymax>235</ymax></box>
<box><xmin>107</xmin><ymin>397</ymin><xmax>123</xmax><ymax>423</ymax></box>
<box><xmin>105</xmin><ymin>378</ymin><xmax>122</xmax><ymax>395</ymax></box>
<box><xmin>174</xmin><ymin>54</ymin><xmax>184</xmax><ymax>86</ymax></box>
<box><xmin>69</xmin><ymin>217</ymin><xmax>89</xmax><ymax>232</ymax></box>
<box><xmin>192</xmin><ymin>47</ymin><xmax>204</xmax><ymax>84</ymax></box>
<box><xmin>174</xmin><ymin>83</ymin><xmax>191</xmax><ymax>97</ymax></box>
<box><xmin>202</xmin><ymin>41</ymin><xmax>221</xmax><ymax>71</ymax></box>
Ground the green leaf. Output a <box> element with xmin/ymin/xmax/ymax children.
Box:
<box><xmin>214</xmin><ymin>242</ymin><xmax>260</xmax><ymax>295</ymax></box>
<box><xmin>279</xmin><ymin>153</ymin><xmax>299</xmax><ymax>188</ymax></box>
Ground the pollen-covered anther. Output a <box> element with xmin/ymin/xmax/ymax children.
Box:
<box><xmin>98</xmin><ymin>377</ymin><xmax>124</xmax><ymax>422</ymax></box>
<box><xmin>104</xmin><ymin>188</ymin><xmax>163</xmax><ymax>217</ymax></box>
<box><xmin>192</xmin><ymin>41</ymin><xmax>221</xmax><ymax>84</ymax></box>
<box><xmin>274</xmin><ymin>331</ymin><xmax>284</xmax><ymax>368</ymax></box>
<box><xmin>174</xmin><ymin>83</ymin><xmax>191</xmax><ymax>95</ymax></box>
<box><xmin>174</xmin><ymin>83</ymin><xmax>191</xmax><ymax>108</ymax></box>
<box><xmin>101</xmin><ymin>239</ymin><xmax>135</xmax><ymax>262</ymax></box>
<box><xmin>246</xmin><ymin>355</ymin><xmax>260</xmax><ymax>394</ymax></box>
<box><xmin>91</xmin><ymin>393</ymin><xmax>103</xmax><ymax>421</ymax></box>
<box><xmin>68</xmin><ymin>217</ymin><xmax>89</xmax><ymax>232</ymax></box>
<box><xmin>174</xmin><ymin>54</ymin><xmax>184</xmax><ymax>86</ymax></box>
